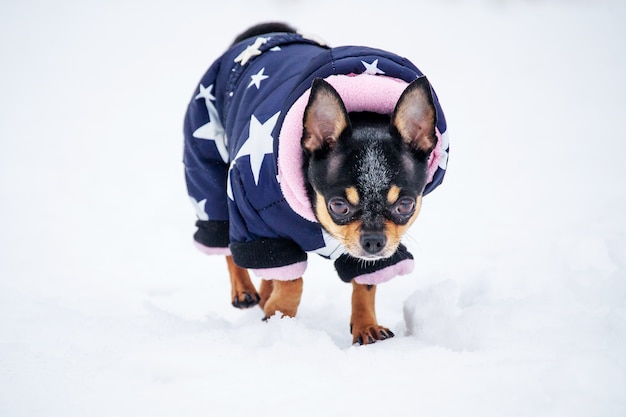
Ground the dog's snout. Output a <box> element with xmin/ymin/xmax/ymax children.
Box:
<box><xmin>360</xmin><ymin>232</ymin><xmax>387</xmax><ymax>255</ymax></box>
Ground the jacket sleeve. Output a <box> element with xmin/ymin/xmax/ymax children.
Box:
<box><xmin>226</xmin><ymin>163</ymin><xmax>308</xmax><ymax>280</ymax></box>
<box><xmin>183</xmin><ymin>60</ymin><xmax>231</xmax><ymax>254</ymax></box>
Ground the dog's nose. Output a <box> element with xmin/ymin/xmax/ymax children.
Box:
<box><xmin>360</xmin><ymin>232</ymin><xmax>387</xmax><ymax>255</ymax></box>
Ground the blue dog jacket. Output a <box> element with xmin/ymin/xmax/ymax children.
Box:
<box><xmin>183</xmin><ymin>32</ymin><xmax>449</xmax><ymax>284</ymax></box>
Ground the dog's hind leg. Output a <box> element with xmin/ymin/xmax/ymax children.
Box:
<box><xmin>350</xmin><ymin>282</ymin><xmax>394</xmax><ymax>345</ymax></box>
<box><xmin>262</xmin><ymin>278</ymin><xmax>303</xmax><ymax>319</ymax></box>
<box><xmin>226</xmin><ymin>256</ymin><xmax>260</xmax><ymax>309</ymax></box>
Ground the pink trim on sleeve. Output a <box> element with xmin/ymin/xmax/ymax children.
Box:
<box><xmin>193</xmin><ymin>240</ymin><xmax>231</xmax><ymax>256</ymax></box>
<box><xmin>353</xmin><ymin>259</ymin><xmax>414</xmax><ymax>285</ymax></box>
<box><xmin>252</xmin><ymin>261</ymin><xmax>307</xmax><ymax>280</ymax></box>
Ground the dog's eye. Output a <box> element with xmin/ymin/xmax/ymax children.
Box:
<box><xmin>328</xmin><ymin>197</ymin><xmax>350</xmax><ymax>217</ymax></box>
<box><xmin>395</xmin><ymin>197</ymin><xmax>416</xmax><ymax>216</ymax></box>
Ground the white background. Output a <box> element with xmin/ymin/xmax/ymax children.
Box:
<box><xmin>1</xmin><ymin>1</ymin><xmax>625</xmax><ymax>416</ymax></box>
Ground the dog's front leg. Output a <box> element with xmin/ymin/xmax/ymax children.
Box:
<box><xmin>258</xmin><ymin>279</ymin><xmax>274</xmax><ymax>309</ymax></box>
<box><xmin>226</xmin><ymin>256</ymin><xmax>260</xmax><ymax>308</ymax></box>
<box><xmin>350</xmin><ymin>282</ymin><xmax>394</xmax><ymax>345</ymax></box>
<box><xmin>262</xmin><ymin>278</ymin><xmax>303</xmax><ymax>319</ymax></box>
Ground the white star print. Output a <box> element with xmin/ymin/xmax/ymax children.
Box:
<box><xmin>234</xmin><ymin>37</ymin><xmax>268</xmax><ymax>66</ymax></box>
<box><xmin>189</xmin><ymin>196</ymin><xmax>209</xmax><ymax>221</ymax></box>
<box><xmin>270</xmin><ymin>46</ymin><xmax>281</xmax><ymax>52</ymax></box>
<box><xmin>192</xmin><ymin>84</ymin><xmax>229</xmax><ymax>163</ymax></box>
<box><xmin>233</xmin><ymin>112</ymin><xmax>280</xmax><ymax>185</ymax></box>
<box><xmin>361</xmin><ymin>59</ymin><xmax>385</xmax><ymax>75</ymax></box>
<box><xmin>195</xmin><ymin>83</ymin><xmax>215</xmax><ymax>101</ymax></box>
<box><xmin>248</xmin><ymin>67</ymin><xmax>269</xmax><ymax>89</ymax></box>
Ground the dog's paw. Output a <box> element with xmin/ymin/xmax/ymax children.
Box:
<box><xmin>231</xmin><ymin>291</ymin><xmax>261</xmax><ymax>309</ymax></box>
<box><xmin>351</xmin><ymin>324</ymin><xmax>395</xmax><ymax>345</ymax></box>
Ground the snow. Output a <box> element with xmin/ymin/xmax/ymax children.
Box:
<box><xmin>1</xmin><ymin>0</ymin><xmax>626</xmax><ymax>416</ymax></box>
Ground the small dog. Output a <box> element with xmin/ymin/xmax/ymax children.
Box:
<box><xmin>183</xmin><ymin>23</ymin><xmax>448</xmax><ymax>344</ymax></box>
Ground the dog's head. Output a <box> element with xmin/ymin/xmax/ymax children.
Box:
<box><xmin>301</xmin><ymin>77</ymin><xmax>437</xmax><ymax>260</ymax></box>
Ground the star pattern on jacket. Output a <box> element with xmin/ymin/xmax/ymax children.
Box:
<box><xmin>248</xmin><ymin>67</ymin><xmax>269</xmax><ymax>89</ymax></box>
<box><xmin>233</xmin><ymin>112</ymin><xmax>281</xmax><ymax>185</ymax></box>
<box><xmin>234</xmin><ymin>37</ymin><xmax>269</xmax><ymax>66</ymax></box>
<box><xmin>195</xmin><ymin>83</ymin><xmax>215</xmax><ymax>101</ymax></box>
<box><xmin>192</xmin><ymin>84</ymin><xmax>229</xmax><ymax>163</ymax></box>
<box><xmin>361</xmin><ymin>59</ymin><xmax>385</xmax><ymax>75</ymax></box>
<box><xmin>189</xmin><ymin>196</ymin><xmax>209</xmax><ymax>221</ymax></box>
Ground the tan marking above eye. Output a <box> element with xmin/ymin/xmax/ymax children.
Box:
<box><xmin>387</xmin><ymin>185</ymin><xmax>401</xmax><ymax>205</ymax></box>
<box><xmin>345</xmin><ymin>186</ymin><xmax>360</xmax><ymax>206</ymax></box>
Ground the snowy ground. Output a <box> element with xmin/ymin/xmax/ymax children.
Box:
<box><xmin>1</xmin><ymin>1</ymin><xmax>626</xmax><ymax>416</ymax></box>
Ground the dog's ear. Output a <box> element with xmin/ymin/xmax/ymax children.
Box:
<box><xmin>302</xmin><ymin>78</ymin><xmax>350</xmax><ymax>154</ymax></box>
<box><xmin>391</xmin><ymin>77</ymin><xmax>438</xmax><ymax>156</ymax></box>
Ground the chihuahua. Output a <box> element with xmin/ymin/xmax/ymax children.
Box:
<box><xmin>183</xmin><ymin>23</ymin><xmax>448</xmax><ymax>344</ymax></box>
